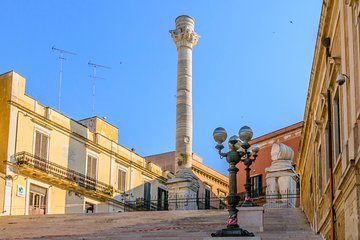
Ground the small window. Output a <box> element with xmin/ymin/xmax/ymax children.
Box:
<box><xmin>85</xmin><ymin>202</ymin><xmax>94</xmax><ymax>213</ymax></box>
<box><xmin>251</xmin><ymin>174</ymin><xmax>262</xmax><ymax>197</ymax></box>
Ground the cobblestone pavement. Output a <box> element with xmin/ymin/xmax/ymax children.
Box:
<box><xmin>0</xmin><ymin>210</ymin><xmax>228</xmax><ymax>240</ymax></box>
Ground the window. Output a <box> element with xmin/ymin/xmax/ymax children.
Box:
<box><xmin>205</xmin><ymin>188</ymin><xmax>211</xmax><ymax>209</ymax></box>
<box><xmin>34</xmin><ymin>130</ymin><xmax>49</xmax><ymax>160</ymax></box>
<box><xmin>334</xmin><ymin>92</ymin><xmax>341</xmax><ymax>158</ymax></box>
<box><xmin>117</xmin><ymin>168</ymin><xmax>126</xmax><ymax>192</ymax></box>
<box><xmin>318</xmin><ymin>145</ymin><xmax>323</xmax><ymax>195</ymax></box>
<box><xmin>86</xmin><ymin>155</ymin><xmax>97</xmax><ymax>190</ymax></box>
<box><xmin>325</xmin><ymin>126</ymin><xmax>331</xmax><ymax>182</ymax></box>
<box><xmin>251</xmin><ymin>174</ymin><xmax>262</xmax><ymax>197</ymax></box>
<box><xmin>85</xmin><ymin>202</ymin><xmax>94</xmax><ymax>213</ymax></box>
<box><xmin>86</xmin><ymin>155</ymin><xmax>97</xmax><ymax>179</ymax></box>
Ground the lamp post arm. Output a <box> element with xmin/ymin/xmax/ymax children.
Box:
<box><xmin>218</xmin><ymin>150</ymin><xmax>227</xmax><ymax>158</ymax></box>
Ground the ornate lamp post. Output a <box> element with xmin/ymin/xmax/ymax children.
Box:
<box><xmin>211</xmin><ymin>126</ymin><xmax>259</xmax><ymax>237</ymax></box>
<box><xmin>239</xmin><ymin>126</ymin><xmax>259</xmax><ymax>207</ymax></box>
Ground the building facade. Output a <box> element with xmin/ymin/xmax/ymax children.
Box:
<box><xmin>236</xmin><ymin>122</ymin><xmax>302</xmax><ymax>195</ymax></box>
<box><xmin>298</xmin><ymin>0</ymin><xmax>360</xmax><ymax>239</ymax></box>
<box><xmin>0</xmin><ymin>71</ymin><xmax>168</xmax><ymax>216</ymax></box>
<box><xmin>0</xmin><ymin>70</ymin><xmax>228</xmax><ymax>216</ymax></box>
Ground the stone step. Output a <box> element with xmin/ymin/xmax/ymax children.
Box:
<box><xmin>259</xmin><ymin>208</ymin><xmax>322</xmax><ymax>240</ymax></box>
<box><xmin>0</xmin><ymin>208</ymin><xmax>322</xmax><ymax>239</ymax></box>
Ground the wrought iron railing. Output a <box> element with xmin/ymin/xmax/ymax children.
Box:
<box><xmin>237</xmin><ymin>187</ymin><xmax>300</xmax><ymax>208</ymax></box>
<box><xmin>263</xmin><ymin>189</ymin><xmax>300</xmax><ymax>208</ymax></box>
<box><xmin>14</xmin><ymin>151</ymin><xmax>113</xmax><ymax>196</ymax></box>
<box><xmin>238</xmin><ymin>186</ymin><xmax>267</xmax><ymax>201</ymax></box>
<box><xmin>124</xmin><ymin>196</ymin><xmax>227</xmax><ymax>212</ymax></box>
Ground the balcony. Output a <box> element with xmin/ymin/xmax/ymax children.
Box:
<box><xmin>13</xmin><ymin>151</ymin><xmax>115</xmax><ymax>202</ymax></box>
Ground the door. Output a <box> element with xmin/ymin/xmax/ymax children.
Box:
<box><xmin>157</xmin><ymin>188</ymin><xmax>168</xmax><ymax>210</ymax></box>
<box><xmin>144</xmin><ymin>182</ymin><xmax>151</xmax><ymax>210</ymax></box>
<box><xmin>29</xmin><ymin>184</ymin><xmax>47</xmax><ymax>215</ymax></box>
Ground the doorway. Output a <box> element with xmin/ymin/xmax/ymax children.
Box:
<box><xmin>29</xmin><ymin>184</ymin><xmax>47</xmax><ymax>215</ymax></box>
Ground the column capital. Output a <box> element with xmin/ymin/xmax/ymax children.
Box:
<box><xmin>170</xmin><ymin>27</ymin><xmax>200</xmax><ymax>48</ymax></box>
<box><xmin>170</xmin><ymin>15</ymin><xmax>200</xmax><ymax>48</ymax></box>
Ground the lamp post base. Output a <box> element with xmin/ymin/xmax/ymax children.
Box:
<box><xmin>211</xmin><ymin>226</ymin><xmax>255</xmax><ymax>237</ymax></box>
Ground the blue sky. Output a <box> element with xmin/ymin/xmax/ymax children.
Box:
<box><xmin>1</xmin><ymin>1</ymin><xmax>322</xmax><ymax>175</ymax></box>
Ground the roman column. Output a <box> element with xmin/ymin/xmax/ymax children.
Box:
<box><xmin>167</xmin><ymin>15</ymin><xmax>200</xmax><ymax>210</ymax></box>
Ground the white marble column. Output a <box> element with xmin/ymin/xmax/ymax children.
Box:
<box><xmin>170</xmin><ymin>15</ymin><xmax>199</xmax><ymax>177</ymax></box>
<box><xmin>167</xmin><ymin>15</ymin><xmax>200</xmax><ymax>210</ymax></box>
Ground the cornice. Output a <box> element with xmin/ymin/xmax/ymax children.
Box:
<box><xmin>192</xmin><ymin>165</ymin><xmax>229</xmax><ymax>188</ymax></box>
<box><xmin>8</xmin><ymin>100</ymin><xmax>166</xmax><ymax>182</ymax></box>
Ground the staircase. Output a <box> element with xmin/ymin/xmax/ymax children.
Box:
<box><xmin>259</xmin><ymin>208</ymin><xmax>322</xmax><ymax>240</ymax></box>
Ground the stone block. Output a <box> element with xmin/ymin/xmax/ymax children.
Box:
<box><xmin>237</xmin><ymin>206</ymin><xmax>264</xmax><ymax>232</ymax></box>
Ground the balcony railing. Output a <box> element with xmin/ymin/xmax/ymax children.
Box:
<box><xmin>14</xmin><ymin>151</ymin><xmax>113</xmax><ymax>197</ymax></box>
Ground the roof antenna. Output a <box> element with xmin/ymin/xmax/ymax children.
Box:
<box><xmin>88</xmin><ymin>61</ymin><xmax>111</xmax><ymax>116</ymax></box>
<box><xmin>52</xmin><ymin>46</ymin><xmax>76</xmax><ymax>111</ymax></box>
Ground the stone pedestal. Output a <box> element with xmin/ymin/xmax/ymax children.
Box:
<box><xmin>167</xmin><ymin>176</ymin><xmax>199</xmax><ymax>210</ymax></box>
<box><xmin>265</xmin><ymin>143</ymin><xmax>299</xmax><ymax>208</ymax></box>
<box><xmin>237</xmin><ymin>206</ymin><xmax>264</xmax><ymax>232</ymax></box>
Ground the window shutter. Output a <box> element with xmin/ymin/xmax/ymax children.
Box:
<box><xmin>117</xmin><ymin>169</ymin><xmax>126</xmax><ymax>192</ymax></box>
<box><xmin>41</xmin><ymin>134</ymin><xmax>49</xmax><ymax>160</ymax></box>
<box><xmin>35</xmin><ymin>131</ymin><xmax>41</xmax><ymax>158</ymax></box>
<box><xmin>87</xmin><ymin>155</ymin><xmax>92</xmax><ymax>177</ymax></box>
<box><xmin>87</xmin><ymin>155</ymin><xmax>97</xmax><ymax>179</ymax></box>
<box><xmin>91</xmin><ymin>157</ymin><xmax>97</xmax><ymax>179</ymax></box>
<box><xmin>34</xmin><ymin>131</ymin><xmax>49</xmax><ymax>160</ymax></box>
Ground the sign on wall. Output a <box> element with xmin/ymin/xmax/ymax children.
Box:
<box><xmin>17</xmin><ymin>185</ymin><xmax>25</xmax><ymax>197</ymax></box>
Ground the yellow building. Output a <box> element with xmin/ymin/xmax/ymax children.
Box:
<box><xmin>0</xmin><ymin>71</ymin><xmax>168</xmax><ymax>215</ymax></box>
<box><xmin>298</xmin><ymin>0</ymin><xmax>360</xmax><ymax>239</ymax></box>
<box><xmin>0</xmin><ymin>70</ymin><xmax>228</xmax><ymax>216</ymax></box>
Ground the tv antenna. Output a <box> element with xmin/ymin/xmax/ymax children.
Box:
<box><xmin>88</xmin><ymin>61</ymin><xmax>111</xmax><ymax>116</ymax></box>
<box><xmin>52</xmin><ymin>46</ymin><xmax>76</xmax><ymax>111</ymax></box>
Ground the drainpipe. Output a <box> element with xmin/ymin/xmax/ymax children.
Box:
<box><xmin>327</xmin><ymin>89</ymin><xmax>336</xmax><ymax>240</ymax></box>
<box><xmin>322</xmin><ymin>37</ymin><xmax>336</xmax><ymax>240</ymax></box>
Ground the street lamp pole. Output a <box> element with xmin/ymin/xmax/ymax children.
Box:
<box><xmin>211</xmin><ymin>126</ymin><xmax>259</xmax><ymax>237</ymax></box>
<box><xmin>240</xmin><ymin>127</ymin><xmax>259</xmax><ymax>207</ymax></box>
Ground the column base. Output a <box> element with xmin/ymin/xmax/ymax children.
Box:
<box><xmin>167</xmin><ymin>175</ymin><xmax>199</xmax><ymax>210</ymax></box>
